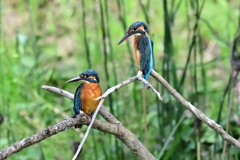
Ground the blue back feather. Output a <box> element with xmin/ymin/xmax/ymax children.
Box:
<box><xmin>143</xmin><ymin>38</ymin><xmax>153</xmax><ymax>80</ymax></box>
<box><xmin>73</xmin><ymin>84</ymin><xmax>83</xmax><ymax>115</ymax></box>
<box><xmin>137</xmin><ymin>35</ymin><xmax>154</xmax><ymax>82</ymax></box>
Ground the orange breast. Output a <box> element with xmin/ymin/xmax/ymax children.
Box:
<box><xmin>80</xmin><ymin>83</ymin><xmax>102</xmax><ymax>115</ymax></box>
<box><xmin>133</xmin><ymin>36</ymin><xmax>141</xmax><ymax>70</ymax></box>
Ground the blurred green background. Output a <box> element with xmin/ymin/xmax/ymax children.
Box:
<box><xmin>0</xmin><ymin>0</ymin><xmax>240</xmax><ymax>159</ymax></box>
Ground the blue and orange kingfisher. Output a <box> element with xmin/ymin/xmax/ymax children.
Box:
<box><xmin>118</xmin><ymin>21</ymin><xmax>154</xmax><ymax>81</ymax></box>
<box><xmin>66</xmin><ymin>69</ymin><xmax>102</xmax><ymax>128</ymax></box>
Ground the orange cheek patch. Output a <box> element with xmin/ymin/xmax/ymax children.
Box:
<box><xmin>89</xmin><ymin>76</ymin><xmax>96</xmax><ymax>80</ymax></box>
<box><xmin>137</xmin><ymin>26</ymin><xmax>144</xmax><ymax>31</ymax></box>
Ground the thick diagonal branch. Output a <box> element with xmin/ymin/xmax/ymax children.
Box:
<box><xmin>0</xmin><ymin>86</ymin><xmax>156</xmax><ymax>160</ymax></box>
<box><xmin>0</xmin><ymin>114</ymin><xmax>155</xmax><ymax>160</ymax></box>
<box><xmin>150</xmin><ymin>69</ymin><xmax>240</xmax><ymax>149</ymax></box>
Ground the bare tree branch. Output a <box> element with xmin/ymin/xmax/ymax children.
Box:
<box><xmin>150</xmin><ymin>69</ymin><xmax>240</xmax><ymax>149</ymax></box>
<box><xmin>41</xmin><ymin>85</ymin><xmax>121</xmax><ymax>125</ymax></box>
<box><xmin>0</xmin><ymin>86</ymin><xmax>157</xmax><ymax>160</ymax></box>
<box><xmin>72</xmin><ymin>98</ymin><xmax>105</xmax><ymax>160</ymax></box>
<box><xmin>0</xmin><ymin>113</ymin><xmax>156</xmax><ymax>160</ymax></box>
<box><xmin>41</xmin><ymin>85</ymin><xmax>144</xmax><ymax>159</ymax></box>
<box><xmin>72</xmin><ymin>71</ymin><xmax>162</xmax><ymax>159</ymax></box>
<box><xmin>44</xmin><ymin>71</ymin><xmax>162</xmax><ymax>160</ymax></box>
<box><xmin>96</xmin><ymin>71</ymin><xmax>162</xmax><ymax>101</ymax></box>
<box><xmin>2</xmin><ymin>69</ymin><xmax>240</xmax><ymax>160</ymax></box>
<box><xmin>0</xmin><ymin>113</ymin><xmax>89</xmax><ymax>160</ymax></box>
<box><xmin>42</xmin><ymin>85</ymin><xmax>73</xmax><ymax>99</ymax></box>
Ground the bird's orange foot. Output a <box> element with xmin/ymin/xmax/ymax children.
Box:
<box><xmin>86</xmin><ymin>114</ymin><xmax>92</xmax><ymax>119</ymax></box>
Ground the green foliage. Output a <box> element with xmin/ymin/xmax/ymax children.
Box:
<box><xmin>0</xmin><ymin>0</ymin><xmax>240</xmax><ymax>159</ymax></box>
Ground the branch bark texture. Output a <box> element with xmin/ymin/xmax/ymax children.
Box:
<box><xmin>1</xmin><ymin>70</ymin><xmax>240</xmax><ymax>159</ymax></box>
<box><xmin>151</xmin><ymin>69</ymin><xmax>240</xmax><ymax>149</ymax></box>
<box><xmin>0</xmin><ymin>86</ymin><xmax>156</xmax><ymax>160</ymax></box>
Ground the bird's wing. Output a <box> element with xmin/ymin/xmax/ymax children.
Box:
<box><xmin>138</xmin><ymin>36</ymin><xmax>153</xmax><ymax>79</ymax></box>
<box><xmin>73</xmin><ymin>84</ymin><xmax>83</xmax><ymax>116</ymax></box>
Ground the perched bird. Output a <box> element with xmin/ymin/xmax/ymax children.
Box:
<box><xmin>66</xmin><ymin>69</ymin><xmax>102</xmax><ymax>128</ymax></box>
<box><xmin>118</xmin><ymin>21</ymin><xmax>154</xmax><ymax>81</ymax></box>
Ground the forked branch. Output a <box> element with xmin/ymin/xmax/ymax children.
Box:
<box><xmin>96</xmin><ymin>71</ymin><xmax>162</xmax><ymax>101</ymax></box>
<box><xmin>0</xmin><ymin>85</ymin><xmax>157</xmax><ymax>160</ymax></box>
<box><xmin>1</xmin><ymin>70</ymin><xmax>240</xmax><ymax>160</ymax></box>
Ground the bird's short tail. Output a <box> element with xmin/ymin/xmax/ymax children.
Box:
<box><xmin>142</xmin><ymin>69</ymin><xmax>152</xmax><ymax>85</ymax></box>
<box><xmin>142</xmin><ymin>73</ymin><xmax>149</xmax><ymax>85</ymax></box>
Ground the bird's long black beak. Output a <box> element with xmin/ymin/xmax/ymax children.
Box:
<box><xmin>66</xmin><ymin>76</ymin><xmax>82</xmax><ymax>83</ymax></box>
<box><xmin>118</xmin><ymin>33</ymin><xmax>132</xmax><ymax>45</ymax></box>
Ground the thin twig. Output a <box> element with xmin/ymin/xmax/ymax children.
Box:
<box><xmin>41</xmin><ymin>85</ymin><xmax>122</xmax><ymax>125</ymax></box>
<box><xmin>0</xmin><ymin>114</ymin><xmax>93</xmax><ymax>159</ymax></box>
<box><xmin>0</xmin><ymin>85</ymin><xmax>157</xmax><ymax>160</ymax></box>
<box><xmin>72</xmin><ymin>99</ymin><xmax>105</xmax><ymax>160</ymax></box>
<box><xmin>73</xmin><ymin>71</ymin><xmax>161</xmax><ymax>159</ymax></box>
<box><xmin>42</xmin><ymin>85</ymin><xmax>153</xmax><ymax>160</ymax></box>
<box><xmin>41</xmin><ymin>85</ymin><xmax>120</xmax><ymax>159</ymax></box>
<box><xmin>42</xmin><ymin>85</ymin><xmax>157</xmax><ymax>160</ymax></box>
<box><xmin>2</xmin><ymin>70</ymin><xmax>240</xmax><ymax>159</ymax></box>
<box><xmin>95</xmin><ymin>71</ymin><xmax>162</xmax><ymax>101</ymax></box>
<box><xmin>138</xmin><ymin>76</ymin><xmax>162</xmax><ymax>100</ymax></box>
<box><xmin>0</xmin><ymin>110</ymin><xmax>157</xmax><ymax>160</ymax></box>
<box><xmin>42</xmin><ymin>85</ymin><xmax>73</xmax><ymax>99</ymax></box>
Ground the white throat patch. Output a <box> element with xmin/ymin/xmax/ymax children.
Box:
<box><xmin>80</xmin><ymin>80</ymin><xmax>90</xmax><ymax>84</ymax></box>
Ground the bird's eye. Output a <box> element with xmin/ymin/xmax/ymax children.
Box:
<box><xmin>133</xmin><ymin>27</ymin><xmax>137</xmax><ymax>30</ymax></box>
<box><xmin>129</xmin><ymin>30</ymin><xmax>134</xmax><ymax>34</ymax></box>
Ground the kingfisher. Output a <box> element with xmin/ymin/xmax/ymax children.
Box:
<box><xmin>118</xmin><ymin>21</ymin><xmax>154</xmax><ymax>81</ymax></box>
<box><xmin>66</xmin><ymin>69</ymin><xmax>102</xmax><ymax>128</ymax></box>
